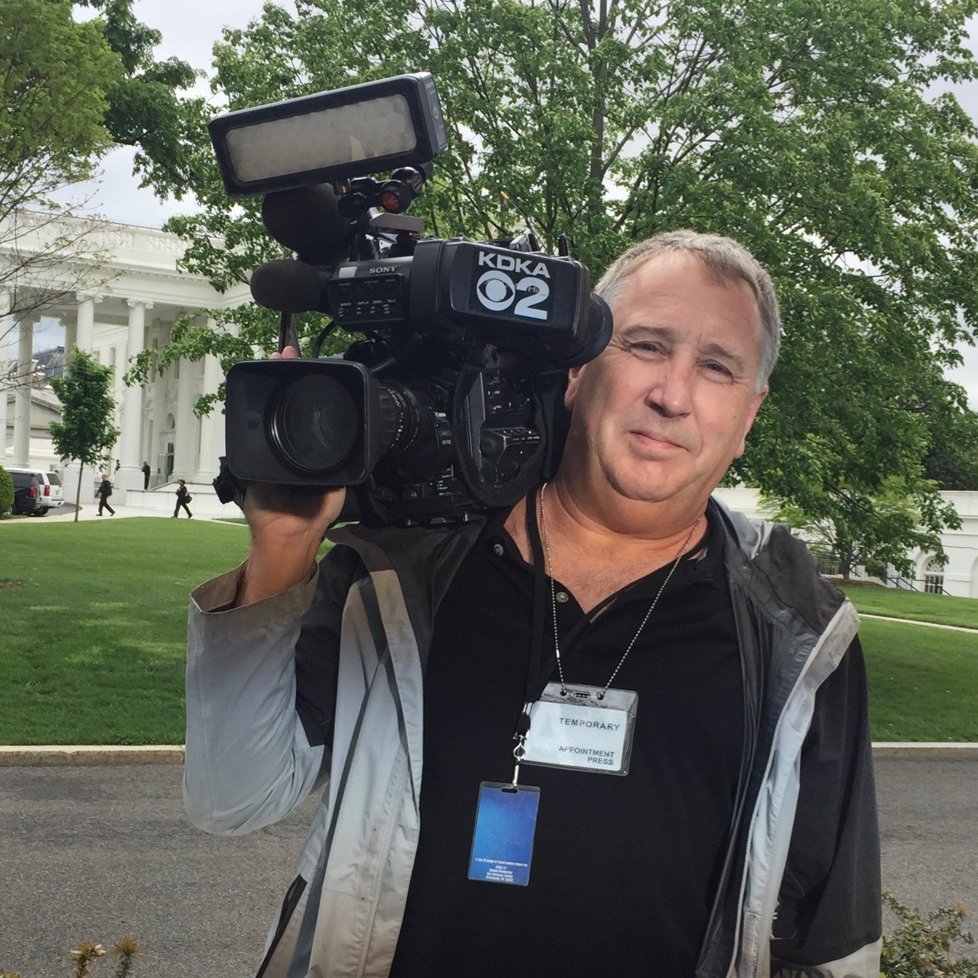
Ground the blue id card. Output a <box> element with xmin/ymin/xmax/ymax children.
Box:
<box><xmin>467</xmin><ymin>782</ymin><xmax>541</xmax><ymax>886</ymax></box>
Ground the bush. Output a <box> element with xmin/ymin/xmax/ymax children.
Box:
<box><xmin>0</xmin><ymin>466</ymin><xmax>13</xmax><ymax>516</ymax></box>
<box><xmin>882</xmin><ymin>892</ymin><xmax>978</xmax><ymax>977</ymax></box>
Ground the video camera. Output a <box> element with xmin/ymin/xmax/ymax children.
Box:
<box><xmin>209</xmin><ymin>73</ymin><xmax>612</xmax><ymax>527</ymax></box>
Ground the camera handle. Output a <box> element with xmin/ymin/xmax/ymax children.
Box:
<box><xmin>277</xmin><ymin>310</ymin><xmax>300</xmax><ymax>354</ymax></box>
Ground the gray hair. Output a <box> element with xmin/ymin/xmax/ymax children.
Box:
<box><xmin>595</xmin><ymin>229</ymin><xmax>782</xmax><ymax>390</ymax></box>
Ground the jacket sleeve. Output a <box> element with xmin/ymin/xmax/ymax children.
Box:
<box><xmin>183</xmin><ymin>546</ymin><xmax>361</xmax><ymax>836</ymax></box>
<box><xmin>771</xmin><ymin>636</ymin><xmax>883</xmax><ymax>976</ymax></box>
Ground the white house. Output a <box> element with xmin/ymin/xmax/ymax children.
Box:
<box><xmin>0</xmin><ymin>210</ymin><xmax>249</xmax><ymax>502</ymax></box>
<box><xmin>712</xmin><ymin>487</ymin><xmax>978</xmax><ymax>599</ymax></box>
<box><xmin>918</xmin><ymin>491</ymin><xmax>978</xmax><ymax>598</ymax></box>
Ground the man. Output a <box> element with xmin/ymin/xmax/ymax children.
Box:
<box><xmin>184</xmin><ymin>230</ymin><xmax>881</xmax><ymax>977</ymax></box>
<box><xmin>96</xmin><ymin>474</ymin><xmax>115</xmax><ymax>516</ymax></box>
<box><xmin>173</xmin><ymin>478</ymin><xmax>193</xmax><ymax>519</ymax></box>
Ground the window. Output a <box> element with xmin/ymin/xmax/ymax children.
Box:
<box><xmin>923</xmin><ymin>557</ymin><xmax>944</xmax><ymax>595</ymax></box>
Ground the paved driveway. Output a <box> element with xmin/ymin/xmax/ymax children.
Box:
<box><xmin>0</xmin><ymin>756</ymin><xmax>975</xmax><ymax>977</ymax></box>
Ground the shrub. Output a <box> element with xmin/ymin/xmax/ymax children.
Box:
<box><xmin>882</xmin><ymin>892</ymin><xmax>978</xmax><ymax>977</ymax></box>
<box><xmin>0</xmin><ymin>466</ymin><xmax>13</xmax><ymax>516</ymax></box>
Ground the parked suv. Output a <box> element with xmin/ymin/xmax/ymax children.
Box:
<box><xmin>10</xmin><ymin>471</ymin><xmax>44</xmax><ymax>516</ymax></box>
<box><xmin>6</xmin><ymin>467</ymin><xmax>64</xmax><ymax>514</ymax></box>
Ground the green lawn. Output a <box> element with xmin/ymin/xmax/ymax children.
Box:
<box><xmin>838</xmin><ymin>586</ymin><xmax>978</xmax><ymax>739</ymax></box>
<box><xmin>840</xmin><ymin>583</ymin><xmax>978</xmax><ymax>629</ymax></box>
<box><xmin>0</xmin><ymin>519</ymin><xmax>975</xmax><ymax>744</ymax></box>
<box><xmin>0</xmin><ymin>518</ymin><xmax>251</xmax><ymax>745</ymax></box>
<box><xmin>861</xmin><ymin>618</ymin><xmax>978</xmax><ymax>741</ymax></box>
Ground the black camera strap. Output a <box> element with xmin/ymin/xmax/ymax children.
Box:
<box><xmin>525</xmin><ymin>487</ymin><xmax>554</xmax><ymax>699</ymax></box>
<box><xmin>510</xmin><ymin>487</ymin><xmax>554</xmax><ymax>756</ymax></box>
<box><xmin>466</xmin><ymin>487</ymin><xmax>546</xmax><ymax>889</ymax></box>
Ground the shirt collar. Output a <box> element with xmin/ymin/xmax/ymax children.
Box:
<box><xmin>481</xmin><ymin>498</ymin><xmax>727</xmax><ymax>596</ymax></box>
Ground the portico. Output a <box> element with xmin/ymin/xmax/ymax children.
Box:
<box><xmin>1</xmin><ymin>212</ymin><xmax>249</xmax><ymax>498</ymax></box>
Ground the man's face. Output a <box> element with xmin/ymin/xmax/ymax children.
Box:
<box><xmin>563</xmin><ymin>251</ymin><xmax>768</xmax><ymax>512</ymax></box>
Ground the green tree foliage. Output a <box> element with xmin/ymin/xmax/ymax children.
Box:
<box><xmin>0</xmin><ymin>0</ymin><xmax>121</xmax><ymax>210</ymax></box>
<box><xmin>49</xmin><ymin>350</ymin><xmax>120</xmax><ymax>522</ymax></box>
<box><xmin>1</xmin><ymin>0</ymin><xmax>201</xmax><ymax>376</ymax></box>
<box><xmin>0</xmin><ymin>466</ymin><xmax>13</xmax><ymax>517</ymax></box>
<box><xmin>923</xmin><ymin>398</ymin><xmax>978</xmax><ymax>490</ymax></box>
<box><xmin>769</xmin><ymin>476</ymin><xmax>960</xmax><ymax>581</ymax></box>
<box><xmin>76</xmin><ymin>0</ymin><xmax>202</xmax><ymax>192</ymax></box>
<box><xmin>137</xmin><ymin>0</ymin><xmax>978</xmax><ymax>551</ymax></box>
<box><xmin>0</xmin><ymin>0</ymin><xmax>123</xmax><ymax>331</ymax></box>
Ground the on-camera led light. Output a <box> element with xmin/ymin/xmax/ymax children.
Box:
<box><xmin>209</xmin><ymin>73</ymin><xmax>447</xmax><ymax>197</ymax></box>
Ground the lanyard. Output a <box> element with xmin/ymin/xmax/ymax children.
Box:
<box><xmin>510</xmin><ymin>485</ymin><xmax>700</xmax><ymax>785</ymax></box>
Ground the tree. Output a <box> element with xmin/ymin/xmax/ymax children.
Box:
<box><xmin>49</xmin><ymin>349</ymin><xmax>120</xmax><ymax>523</ymax></box>
<box><xmin>922</xmin><ymin>391</ymin><xmax>978</xmax><ymax>490</ymax></box>
<box><xmin>137</xmin><ymin>0</ymin><xmax>978</xmax><ymax>547</ymax></box>
<box><xmin>768</xmin><ymin>476</ymin><xmax>961</xmax><ymax>582</ymax></box>
<box><xmin>0</xmin><ymin>0</ymin><xmax>123</xmax><ymax>373</ymax></box>
<box><xmin>76</xmin><ymin>0</ymin><xmax>202</xmax><ymax>192</ymax></box>
<box><xmin>1</xmin><ymin>0</ymin><xmax>202</xmax><ymax>397</ymax></box>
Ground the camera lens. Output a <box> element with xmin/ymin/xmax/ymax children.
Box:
<box><xmin>375</xmin><ymin>381</ymin><xmax>455</xmax><ymax>478</ymax></box>
<box><xmin>268</xmin><ymin>373</ymin><xmax>360</xmax><ymax>473</ymax></box>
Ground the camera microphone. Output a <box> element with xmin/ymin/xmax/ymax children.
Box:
<box><xmin>261</xmin><ymin>184</ymin><xmax>353</xmax><ymax>263</ymax></box>
<box><xmin>250</xmin><ymin>260</ymin><xmax>331</xmax><ymax>314</ymax></box>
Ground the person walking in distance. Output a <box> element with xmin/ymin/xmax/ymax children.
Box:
<box><xmin>174</xmin><ymin>479</ymin><xmax>193</xmax><ymax>519</ymax></box>
<box><xmin>142</xmin><ymin>461</ymin><xmax>152</xmax><ymax>490</ymax></box>
<box><xmin>96</xmin><ymin>475</ymin><xmax>115</xmax><ymax>516</ymax></box>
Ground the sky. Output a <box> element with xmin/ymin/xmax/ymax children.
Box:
<box><xmin>54</xmin><ymin>0</ymin><xmax>978</xmax><ymax>405</ymax></box>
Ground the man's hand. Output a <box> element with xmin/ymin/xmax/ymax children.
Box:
<box><xmin>235</xmin><ymin>345</ymin><xmax>348</xmax><ymax>607</ymax></box>
<box><xmin>242</xmin><ymin>482</ymin><xmax>346</xmax><ymax>545</ymax></box>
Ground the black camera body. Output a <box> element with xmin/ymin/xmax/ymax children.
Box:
<box><xmin>211</xmin><ymin>74</ymin><xmax>612</xmax><ymax>527</ymax></box>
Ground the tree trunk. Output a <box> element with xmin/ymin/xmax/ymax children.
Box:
<box><xmin>74</xmin><ymin>467</ymin><xmax>83</xmax><ymax>523</ymax></box>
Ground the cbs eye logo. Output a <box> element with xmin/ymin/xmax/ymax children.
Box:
<box><xmin>475</xmin><ymin>266</ymin><xmax>551</xmax><ymax>321</ymax></box>
<box><xmin>475</xmin><ymin>270</ymin><xmax>517</xmax><ymax>311</ymax></box>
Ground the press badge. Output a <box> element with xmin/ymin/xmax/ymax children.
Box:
<box><xmin>468</xmin><ymin>782</ymin><xmax>541</xmax><ymax>886</ymax></box>
<box><xmin>522</xmin><ymin>683</ymin><xmax>638</xmax><ymax>775</ymax></box>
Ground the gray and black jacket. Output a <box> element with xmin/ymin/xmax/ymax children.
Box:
<box><xmin>184</xmin><ymin>497</ymin><xmax>881</xmax><ymax>978</ymax></box>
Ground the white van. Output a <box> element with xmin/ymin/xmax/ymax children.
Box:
<box><xmin>4</xmin><ymin>467</ymin><xmax>65</xmax><ymax>513</ymax></box>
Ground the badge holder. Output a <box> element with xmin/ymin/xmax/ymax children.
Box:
<box><xmin>468</xmin><ymin>738</ymin><xmax>540</xmax><ymax>886</ymax></box>
<box><xmin>522</xmin><ymin>682</ymin><xmax>638</xmax><ymax>775</ymax></box>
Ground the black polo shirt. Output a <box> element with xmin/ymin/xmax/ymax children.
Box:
<box><xmin>390</xmin><ymin>509</ymin><xmax>744</xmax><ymax>978</ymax></box>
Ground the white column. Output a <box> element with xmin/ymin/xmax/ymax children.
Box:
<box><xmin>0</xmin><ymin>290</ymin><xmax>11</xmax><ymax>462</ymax></box>
<box><xmin>194</xmin><ymin>349</ymin><xmax>224</xmax><ymax>483</ymax></box>
<box><xmin>173</xmin><ymin>356</ymin><xmax>198</xmax><ymax>480</ymax></box>
<box><xmin>13</xmin><ymin>319</ymin><xmax>33</xmax><ymax>466</ymax></box>
<box><xmin>64</xmin><ymin>318</ymin><xmax>77</xmax><ymax>356</ymax></box>
<box><xmin>116</xmin><ymin>300</ymin><xmax>151</xmax><ymax>488</ymax></box>
<box><xmin>74</xmin><ymin>295</ymin><xmax>97</xmax><ymax>353</ymax></box>
<box><xmin>143</xmin><ymin>325</ymin><xmax>161</xmax><ymax>479</ymax></box>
